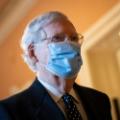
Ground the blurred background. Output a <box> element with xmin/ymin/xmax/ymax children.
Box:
<box><xmin>0</xmin><ymin>0</ymin><xmax>120</xmax><ymax>119</ymax></box>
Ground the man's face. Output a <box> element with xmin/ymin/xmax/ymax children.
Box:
<box><xmin>34</xmin><ymin>19</ymin><xmax>80</xmax><ymax>73</ymax></box>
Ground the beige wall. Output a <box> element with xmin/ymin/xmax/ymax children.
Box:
<box><xmin>0</xmin><ymin>0</ymin><xmax>119</xmax><ymax>99</ymax></box>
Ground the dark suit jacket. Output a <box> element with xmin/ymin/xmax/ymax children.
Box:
<box><xmin>0</xmin><ymin>78</ymin><xmax>112</xmax><ymax>120</ymax></box>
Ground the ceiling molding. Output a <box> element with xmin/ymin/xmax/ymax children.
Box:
<box><xmin>83</xmin><ymin>2</ymin><xmax>120</xmax><ymax>51</ymax></box>
<box><xmin>0</xmin><ymin>0</ymin><xmax>37</xmax><ymax>45</ymax></box>
<box><xmin>0</xmin><ymin>0</ymin><xmax>18</xmax><ymax>20</ymax></box>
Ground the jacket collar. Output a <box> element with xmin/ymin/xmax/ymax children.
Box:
<box><xmin>28</xmin><ymin>78</ymin><xmax>65</xmax><ymax>120</ymax></box>
<box><xmin>28</xmin><ymin>78</ymin><xmax>98</xmax><ymax>120</ymax></box>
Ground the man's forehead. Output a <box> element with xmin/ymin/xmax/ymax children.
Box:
<box><xmin>43</xmin><ymin>20</ymin><xmax>77</xmax><ymax>37</ymax></box>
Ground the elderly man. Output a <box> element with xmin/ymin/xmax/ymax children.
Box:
<box><xmin>0</xmin><ymin>11</ymin><xmax>112</xmax><ymax>120</ymax></box>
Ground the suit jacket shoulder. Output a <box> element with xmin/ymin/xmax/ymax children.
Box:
<box><xmin>0</xmin><ymin>103</ymin><xmax>12</xmax><ymax>120</ymax></box>
<box><xmin>0</xmin><ymin>79</ymin><xmax>65</xmax><ymax>120</ymax></box>
<box><xmin>74</xmin><ymin>83</ymin><xmax>112</xmax><ymax>120</ymax></box>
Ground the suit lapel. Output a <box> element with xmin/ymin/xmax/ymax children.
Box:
<box><xmin>28</xmin><ymin>78</ymin><xmax>65</xmax><ymax>120</ymax></box>
<box><xmin>73</xmin><ymin>83</ymin><xmax>100</xmax><ymax>120</ymax></box>
<box><xmin>36</xmin><ymin>93</ymin><xmax>65</xmax><ymax>120</ymax></box>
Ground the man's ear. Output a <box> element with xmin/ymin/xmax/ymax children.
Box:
<box><xmin>28</xmin><ymin>44</ymin><xmax>38</xmax><ymax>63</ymax></box>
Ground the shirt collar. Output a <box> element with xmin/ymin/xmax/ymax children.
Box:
<box><xmin>48</xmin><ymin>87</ymin><xmax>79</xmax><ymax>103</ymax></box>
<box><xmin>37</xmin><ymin>77</ymin><xmax>79</xmax><ymax>103</ymax></box>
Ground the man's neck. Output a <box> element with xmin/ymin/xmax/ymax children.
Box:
<box><xmin>36</xmin><ymin>72</ymin><xmax>75</xmax><ymax>97</ymax></box>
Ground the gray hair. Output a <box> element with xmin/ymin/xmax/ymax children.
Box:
<box><xmin>21</xmin><ymin>11</ymin><xmax>70</xmax><ymax>72</ymax></box>
<box><xmin>21</xmin><ymin>11</ymin><xmax>69</xmax><ymax>52</ymax></box>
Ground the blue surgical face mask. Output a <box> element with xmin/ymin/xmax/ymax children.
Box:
<box><xmin>46</xmin><ymin>41</ymin><xmax>82</xmax><ymax>79</ymax></box>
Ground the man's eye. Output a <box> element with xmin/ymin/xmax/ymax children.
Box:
<box><xmin>71</xmin><ymin>36</ymin><xmax>79</xmax><ymax>42</ymax></box>
<box><xmin>52</xmin><ymin>35</ymin><xmax>64</xmax><ymax>42</ymax></box>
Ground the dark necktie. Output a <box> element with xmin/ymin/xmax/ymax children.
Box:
<box><xmin>62</xmin><ymin>93</ymin><xmax>83</xmax><ymax>120</ymax></box>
